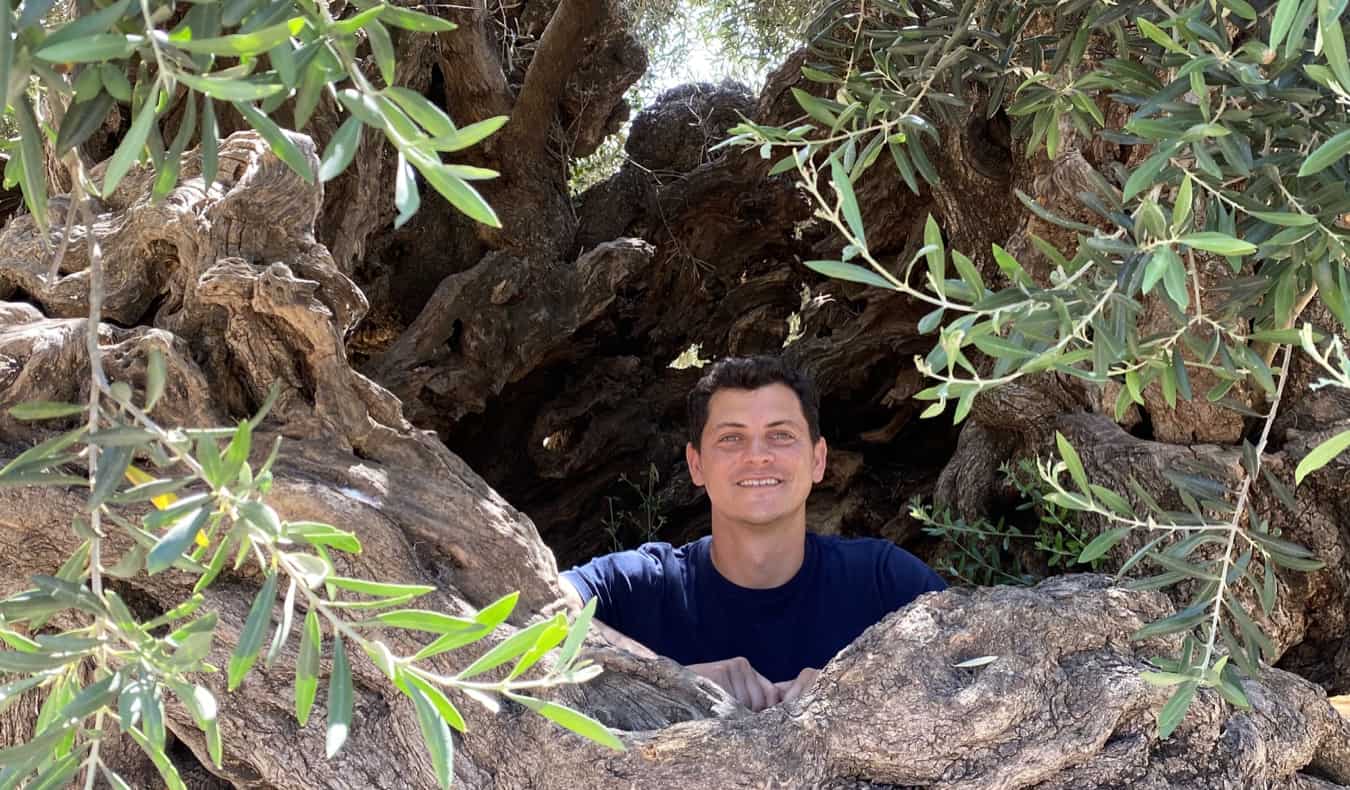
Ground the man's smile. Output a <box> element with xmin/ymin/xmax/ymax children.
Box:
<box><xmin>736</xmin><ymin>477</ymin><xmax>783</xmax><ymax>488</ymax></box>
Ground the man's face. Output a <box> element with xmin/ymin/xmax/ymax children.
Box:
<box><xmin>686</xmin><ymin>383</ymin><xmax>827</xmax><ymax>530</ymax></box>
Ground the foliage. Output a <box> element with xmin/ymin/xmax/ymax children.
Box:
<box><xmin>721</xmin><ymin>0</ymin><xmax>1348</xmax><ymax>739</ymax></box>
<box><xmin>0</xmin><ymin>0</ymin><xmax>619</xmax><ymax>786</ymax></box>
<box><xmin>0</xmin><ymin>0</ymin><xmax>505</xmax><ymax>236</ymax></box>
<box><xmin>601</xmin><ymin>463</ymin><xmax>669</xmax><ymax>552</ymax></box>
<box><xmin>912</xmin><ymin>459</ymin><xmax>1103</xmax><ymax>586</ymax></box>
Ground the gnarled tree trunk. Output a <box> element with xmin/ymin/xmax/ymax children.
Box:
<box><xmin>3</xmin><ymin>0</ymin><xmax>1350</xmax><ymax>786</ymax></box>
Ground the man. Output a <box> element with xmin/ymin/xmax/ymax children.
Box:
<box><xmin>560</xmin><ymin>356</ymin><xmax>946</xmax><ymax>711</ymax></box>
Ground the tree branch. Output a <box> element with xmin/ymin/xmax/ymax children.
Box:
<box><xmin>506</xmin><ymin>0</ymin><xmax>606</xmax><ymax>156</ymax></box>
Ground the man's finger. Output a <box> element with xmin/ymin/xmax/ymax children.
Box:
<box><xmin>740</xmin><ymin>671</ymin><xmax>764</xmax><ymax>711</ymax></box>
<box><xmin>758</xmin><ymin>674</ymin><xmax>781</xmax><ymax>709</ymax></box>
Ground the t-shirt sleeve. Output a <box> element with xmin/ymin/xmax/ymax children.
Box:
<box><xmin>561</xmin><ymin>544</ymin><xmax>670</xmax><ymax>637</ymax></box>
<box><xmin>877</xmin><ymin>543</ymin><xmax>947</xmax><ymax>613</ymax></box>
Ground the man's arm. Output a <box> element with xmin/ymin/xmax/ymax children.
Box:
<box><xmin>559</xmin><ymin>576</ymin><xmax>782</xmax><ymax>711</ymax></box>
<box><xmin>558</xmin><ymin>575</ymin><xmax>657</xmax><ymax>658</ymax></box>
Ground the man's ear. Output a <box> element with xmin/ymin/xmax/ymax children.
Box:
<box><xmin>686</xmin><ymin>442</ymin><xmax>706</xmax><ymax>487</ymax></box>
<box><xmin>811</xmin><ymin>437</ymin><xmax>827</xmax><ymax>483</ymax></box>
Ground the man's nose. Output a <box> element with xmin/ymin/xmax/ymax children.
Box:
<box><xmin>746</xmin><ymin>437</ymin><xmax>775</xmax><ymax>462</ymax></box>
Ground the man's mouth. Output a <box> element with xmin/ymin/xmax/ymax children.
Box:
<box><xmin>736</xmin><ymin>478</ymin><xmax>782</xmax><ymax>488</ymax></box>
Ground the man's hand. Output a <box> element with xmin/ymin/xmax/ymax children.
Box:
<box><xmin>773</xmin><ymin>667</ymin><xmax>820</xmax><ymax>704</ymax></box>
<box><xmin>687</xmin><ymin>657</ymin><xmax>780</xmax><ymax>712</ymax></box>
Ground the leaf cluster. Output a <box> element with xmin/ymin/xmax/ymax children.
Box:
<box><xmin>1</xmin><ymin>356</ymin><xmax>620</xmax><ymax>786</ymax></box>
<box><xmin>719</xmin><ymin>0</ymin><xmax>1348</xmax><ymax>741</ymax></box>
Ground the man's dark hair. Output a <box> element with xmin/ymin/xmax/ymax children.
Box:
<box><xmin>686</xmin><ymin>356</ymin><xmax>821</xmax><ymax>448</ymax></box>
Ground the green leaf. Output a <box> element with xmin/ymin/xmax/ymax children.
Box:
<box><xmin>295</xmin><ymin>609</ymin><xmax>320</xmax><ymax>726</ymax></box>
<box><xmin>7</xmin><ymin>401</ymin><xmax>84</xmax><ymax>420</ymax></box>
<box><xmin>55</xmin><ymin>91</ymin><xmax>116</xmax><ymax>156</ymax></box>
<box><xmin>1319</xmin><ymin>0</ymin><xmax>1350</xmax><ymax>94</ymax></box>
<box><xmin>384</xmin><ymin>86</ymin><xmax>457</xmax><ymax>138</ymax></box>
<box><xmin>221</xmin><ymin>420</ymin><xmax>252</xmax><ymax>484</ymax></box>
<box><xmin>176</xmin><ymin>72</ymin><xmax>285</xmax><ymax>102</ymax></box>
<box><xmin>266</xmin><ymin>578</ymin><xmax>297</xmax><ymax>667</ymax></box>
<box><xmin>1123</xmin><ymin>149</ymin><xmax>1170</xmax><ymax>202</ymax></box>
<box><xmin>285</xmin><ymin>522</ymin><xmax>360</xmax><ymax>554</ymax></box>
<box><xmin>791</xmin><ymin>87</ymin><xmax>837</xmax><ymax>125</ymax></box>
<box><xmin>0</xmin><ymin>676</ymin><xmax>46</xmax><ymax>716</ymax></box>
<box><xmin>0</xmin><ymin>646</ymin><xmax>93</xmax><ymax>672</ymax></box>
<box><xmin>326</xmin><ymin>633</ymin><xmax>353</xmax><ymax>757</ymax></box>
<box><xmin>201</xmin><ymin>98</ymin><xmax>219</xmax><ymax>188</ymax></box>
<box><xmin>227</xmin><ymin>572</ymin><xmax>279</xmax><ymax>690</ymax></box>
<box><xmin>1157</xmin><ymin>681</ymin><xmax>1198</xmax><ymax>738</ymax></box>
<box><xmin>1014</xmin><ymin>189</ymin><xmax>1096</xmax><ymax>232</ymax></box>
<box><xmin>1137</xmin><ymin>18</ymin><xmax>1187</xmax><ymax>53</ymax></box>
<box><xmin>372</xmin><ymin>609</ymin><xmax>478</xmax><ymax>633</ymax></box>
<box><xmin>235</xmin><ymin>102</ymin><xmax>314</xmax><ymax>183</ymax></box>
<box><xmin>1298</xmin><ymin>129</ymin><xmax>1350</xmax><ymax>177</ymax></box>
<box><xmin>36</xmin><ymin>33</ymin><xmax>140</xmax><ymax>63</ymax></box>
<box><xmin>990</xmin><ymin>244</ymin><xmax>1032</xmax><ymax>286</ymax></box>
<box><xmin>1269</xmin><ymin>0</ymin><xmax>1301</xmax><ymax>48</ymax></box>
<box><xmin>127</xmin><ymin>725</ymin><xmax>188</xmax><ymax>790</ymax></box>
<box><xmin>408</xmin><ymin>684</ymin><xmax>455</xmax><ymax>788</ymax></box>
<box><xmin>103</xmin><ymin>87</ymin><xmax>160</xmax><ymax>195</ymax></box>
<box><xmin>402</xmin><ymin>672</ymin><xmax>466</xmax><ymax>732</ymax></box>
<box><xmin>1140</xmin><ymin>670</ymin><xmax>1194</xmax><ymax>687</ymax></box>
<box><xmin>556</xmin><ymin>596</ymin><xmax>596</xmax><ymax>671</ymax></box>
<box><xmin>506</xmin><ymin>614</ymin><xmax>569</xmax><ymax>679</ymax></box>
<box><xmin>91</xmin><ymin>445</ymin><xmax>134</xmax><ymax>507</ymax></box>
<box><xmin>431</xmin><ymin>115</ymin><xmax>510</xmax><ymax>153</ymax></box>
<box><xmin>143</xmin><ymin>349</ymin><xmax>166</xmax><ymax>411</ymax></box>
<box><xmin>923</xmin><ymin>214</ymin><xmax>946</xmax><ymax>297</ymax></box>
<box><xmin>173</xmin><ymin>17</ymin><xmax>304</xmax><ymax>56</ymax></box>
<box><xmin>950</xmin><ymin>250</ymin><xmax>985</xmax><ymax>294</ymax></box>
<box><xmin>394</xmin><ymin>152</ymin><xmax>420</xmax><ymax>229</ymax></box>
<box><xmin>0</xmin><ymin>426</ymin><xmax>87</xmax><ymax>479</ymax></box>
<box><xmin>1294</xmin><ymin>428</ymin><xmax>1350</xmax><ymax>485</ymax></box>
<box><xmin>1055</xmin><ymin>432</ymin><xmax>1091</xmax><ymax>494</ymax></box>
<box><xmin>328</xmin><ymin>577</ymin><xmax>435</xmax><ymax>598</ymax></box>
<box><xmin>802</xmin><ymin>259</ymin><xmax>896</xmax><ymax>289</ymax></box>
<box><xmin>1172</xmin><ymin>174</ymin><xmax>1193</xmax><ymax>230</ymax></box>
<box><xmin>379</xmin><ymin>5</ymin><xmax>457</xmax><ymax>32</ymax></box>
<box><xmin>367</xmin><ymin>20</ymin><xmax>395</xmax><ymax>86</ymax></box>
<box><xmin>40</xmin><ymin>0</ymin><xmax>132</xmax><ymax>50</ymax></box>
<box><xmin>830</xmin><ymin>153</ymin><xmax>866</xmax><ymax>247</ymax></box>
<box><xmin>1178</xmin><ymin>232</ymin><xmax>1256</xmax><ymax>255</ymax></box>
<box><xmin>411</xmin><ymin>156</ymin><xmax>500</xmax><ymax>227</ymax></box>
<box><xmin>146</xmin><ymin>507</ymin><xmax>210</xmax><ymax>575</ymax></box>
<box><xmin>457</xmin><ymin>618</ymin><xmax>555</xmax><ymax>679</ymax></box>
<box><xmin>1132</xmin><ymin>602</ymin><xmax>1210</xmax><ymax>639</ymax></box>
<box><xmin>1142</xmin><ymin>246</ymin><xmax>1178</xmax><ymax>295</ymax></box>
<box><xmin>508</xmin><ymin>694</ymin><xmax>624</xmax><ymax>751</ymax></box>
<box><xmin>1247</xmin><ymin>210</ymin><xmax>1316</xmax><ymax>226</ymax></box>
<box><xmin>1077</xmin><ymin>527</ymin><xmax>1132</xmax><ymax>563</ymax></box>
<box><xmin>1161</xmin><ymin>247</ymin><xmax>1190</xmax><ymax>310</ymax></box>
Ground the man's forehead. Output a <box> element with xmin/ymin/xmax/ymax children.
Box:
<box><xmin>705</xmin><ymin>385</ymin><xmax>808</xmax><ymax>425</ymax></box>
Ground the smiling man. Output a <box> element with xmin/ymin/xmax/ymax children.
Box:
<box><xmin>560</xmin><ymin>356</ymin><xmax>946</xmax><ymax>711</ymax></box>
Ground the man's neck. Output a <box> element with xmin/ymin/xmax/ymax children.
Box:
<box><xmin>708</xmin><ymin>516</ymin><xmax>807</xmax><ymax>589</ymax></box>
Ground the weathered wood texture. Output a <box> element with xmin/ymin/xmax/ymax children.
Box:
<box><xmin>2</xmin><ymin>0</ymin><xmax>1350</xmax><ymax>784</ymax></box>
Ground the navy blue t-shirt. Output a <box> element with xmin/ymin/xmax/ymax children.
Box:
<box><xmin>562</xmin><ymin>533</ymin><xmax>946</xmax><ymax>683</ymax></box>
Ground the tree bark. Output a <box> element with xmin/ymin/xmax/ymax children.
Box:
<box><xmin>3</xmin><ymin>2</ymin><xmax>1350</xmax><ymax>786</ymax></box>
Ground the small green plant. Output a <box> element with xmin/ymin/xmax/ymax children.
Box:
<box><xmin>912</xmin><ymin>459</ymin><xmax>1104</xmax><ymax>586</ymax></box>
<box><xmin>600</xmin><ymin>463</ymin><xmax>669</xmax><ymax>551</ymax></box>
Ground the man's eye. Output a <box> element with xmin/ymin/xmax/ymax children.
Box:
<box><xmin>719</xmin><ymin>435</ymin><xmax>741</xmax><ymax>443</ymax></box>
<box><xmin>772</xmin><ymin>432</ymin><xmax>795</xmax><ymax>441</ymax></box>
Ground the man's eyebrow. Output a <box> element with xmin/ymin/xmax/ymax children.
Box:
<box><xmin>711</xmin><ymin>421</ymin><xmax>748</xmax><ymax>430</ymax></box>
<box><xmin>710</xmin><ymin>419</ymin><xmax>805</xmax><ymax>430</ymax></box>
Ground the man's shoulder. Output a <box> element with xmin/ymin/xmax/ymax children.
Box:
<box><xmin>809</xmin><ymin>532</ymin><xmax>901</xmax><ymax>560</ymax></box>
<box><xmin>808</xmin><ymin>533</ymin><xmax>940</xmax><ymax>579</ymax></box>
<box><xmin>566</xmin><ymin>536</ymin><xmax>707</xmax><ymax>579</ymax></box>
